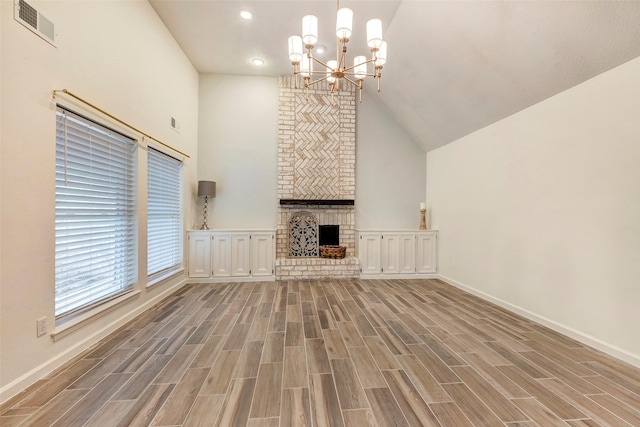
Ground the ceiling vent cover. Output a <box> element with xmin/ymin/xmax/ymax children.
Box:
<box><xmin>14</xmin><ymin>0</ymin><xmax>56</xmax><ymax>47</ymax></box>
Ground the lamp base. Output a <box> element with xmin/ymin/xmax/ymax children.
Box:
<box><xmin>419</xmin><ymin>208</ymin><xmax>427</xmax><ymax>230</ymax></box>
<box><xmin>200</xmin><ymin>196</ymin><xmax>210</xmax><ymax>230</ymax></box>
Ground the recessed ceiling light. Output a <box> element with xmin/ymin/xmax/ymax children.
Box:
<box><xmin>252</xmin><ymin>58</ymin><xmax>265</xmax><ymax>66</ymax></box>
<box><xmin>240</xmin><ymin>10</ymin><xmax>252</xmax><ymax>20</ymax></box>
<box><xmin>316</xmin><ymin>45</ymin><xmax>327</xmax><ymax>54</ymax></box>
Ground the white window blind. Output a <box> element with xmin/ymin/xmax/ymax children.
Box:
<box><xmin>147</xmin><ymin>147</ymin><xmax>183</xmax><ymax>280</ymax></box>
<box><xmin>55</xmin><ymin>107</ymin><xmax>137</xmax><ymax>318</ymax></box>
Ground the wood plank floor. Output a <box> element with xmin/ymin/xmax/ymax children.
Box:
<box><xmin>2</xmin><ymin>279</ymin><xmax>640</xmax><ymax>426</ymax></box>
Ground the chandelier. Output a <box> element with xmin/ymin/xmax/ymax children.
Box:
<box><xmin>287</xmin><ymin>0</ymin><xmax>388</xmax><ymax>102</ymax></box>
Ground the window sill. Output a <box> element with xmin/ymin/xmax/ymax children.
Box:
<box><xmin>51</xmin><ymin>290</ymin><xmax>141</xmax><ymax>342</ymax></box>
<box><xmin>147</xmin><ymin>268</ymin><xmax>185</xmax><ymax>288</ymax></box>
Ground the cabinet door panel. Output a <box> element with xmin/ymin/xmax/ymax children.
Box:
<box><xmin>188</xmin><ymin>233</ymin><xmax>211</xmax><ymax>278</ymax></box>
<box><xmin>251</xmin><ymin>233</ymin><xmax>274</xmax><ymax>277</ymax></box>
<box><xmin>398</xmin><ymin>234</ymin><xmax>416</xmax><ymax>274</ymax></box>
<box><xmin>416</xmin><ymin>233</ymin><xmax>437</xmax><ymax>274</ymax></box>
<box><xmin>359</xmin><ymin>233</ymin><xmax>381</xmax><ymax>275</ymax></box>
<box><xmin>381</xmin><ymin>234</ymin><xmax>400</xmax><ymax>274</ymax></box>
<box><xmin>231</xmin><ymin>234</ymin><xmax>251</xmax><ymax>277</ymax></box>
<box><xmin>212</xmin><ymin>233</ymin><xmax>232</xmax><ymax>277</ymax></box>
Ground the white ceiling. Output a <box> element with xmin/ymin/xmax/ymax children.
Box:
<box><xmin>149</xmin><ymin>0</ymin><xmax>640</xmax><ymax>152</ymax></box>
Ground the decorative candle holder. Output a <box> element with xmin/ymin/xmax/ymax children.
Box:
<box><xmin>419</xmin><ymin>208</ymin><xmax>427</xmax><ymax>230</ymax></box>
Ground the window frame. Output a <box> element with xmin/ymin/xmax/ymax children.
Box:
<box><xmin>146</xmin><ymin>146</ymin><xmax>184</xmax><ymax>284</ymax></box>
<box><xmin>54</xmin><ymin>106</ymin><xmax>138</xmax><ymax>321</ymax></box>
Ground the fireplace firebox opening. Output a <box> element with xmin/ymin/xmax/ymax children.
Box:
<box><xmin>319</xmin><ymin>225</ymin><xmax>339</xmax><ymax>247</ymax></box>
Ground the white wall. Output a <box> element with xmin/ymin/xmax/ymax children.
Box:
<box><xmin>0</xmin><ymin>0</ymin><xmax>199</xmax><ymax>402</ymax></box>
<box><xmin>197</xmin><ymin>74</ymin><xmax>279</xmax><ymax>229</ymax></box>
<box><xmin>427</xmin><ymin>57</ymin><xmax>640</xmax><ymax>366</ymax></box>
<box><xmin>197</xmin><ymin>76</ymin><xmax>426</xmax><ymax>231</ymax></box>
<box><xmin>356</xmin><ymin>96</ymin><xmax>426</xmax><ymax>229</ymax></box>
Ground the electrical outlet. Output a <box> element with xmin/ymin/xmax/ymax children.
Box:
<box><xmin>450</xmin><ymin>258</ymin><xmax>456</xmax><ymax>268</ymax></box>
<box><xmin>36</xmin><ymin>317</ymin><xmax>47</xmax><ymax>337</ymax></box>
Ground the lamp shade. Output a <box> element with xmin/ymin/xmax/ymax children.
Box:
<box><xmin>367</xmin><ymin>19</ymin><xmax>383</xmax><ymax>48</ymax></box>
<box><xmin>336</xmin><ymin>8</ymin><xmax>353</xmax><ymax>40</ymax></box>
<box><xmin>301</xmin><ymin>57</ymin><xmax>312</xmax><ymax>77</ymax></box>
<box><xmin>375</xmin><ymin>41</ymin><xmax>387</xmax><ymax>67</ymax></box>
<box><xmin>197</xmin><ymin>181</ymin><xmax>216</xmax><ymax>198</ymax></box>
<box><xmin>288</xmin><ymin>35</ymin><xmax>303</xmax><ymax>63</ymax></box>
<box><xmin>354</xmin><ymin>56</ymin><xmax>367</xmax><ymax>80</ymax></box>
<box><xmin>302</xmin><ymin>15</ymin><xmax>318</xmax><ymax>46</ymax></box>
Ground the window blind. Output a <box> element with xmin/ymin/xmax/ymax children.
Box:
<box><xmin>147</xmin><ymin>147</ymin><xmax>183</xmax><ymax>280</ymax></box>
<box><xmin>55</xmin><ymin>108</ymin><xmax>137</xmax><ymax>318</ymax></box>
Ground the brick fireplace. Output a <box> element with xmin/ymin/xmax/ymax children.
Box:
<box><xmin>276</xmin><ymin>76</ymin><xmax>360</xmax><ymax>280</ymax></box>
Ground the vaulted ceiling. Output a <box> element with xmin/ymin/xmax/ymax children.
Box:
<box><xmin>149</xmin><ymin>0</ymin><xmax>640</xmax><ymax>152</ymax></box>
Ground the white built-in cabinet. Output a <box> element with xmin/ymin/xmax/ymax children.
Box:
<box><xmin>188</xmin><ymin>230</ymin><xmax>275</xmax><ymax>281</ymax></box>
<box><xmin>358</xmin><ymin>230</ymin><xmax>437</xmax><ymax>277</ymax></box>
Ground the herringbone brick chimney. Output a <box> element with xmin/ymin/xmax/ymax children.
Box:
<box><xmin>275</xmin><ymin>77</ymin><xmax>359</xmax><ymax>280</ymax></box>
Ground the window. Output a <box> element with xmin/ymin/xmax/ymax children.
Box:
<box><xmin>147</xmin><ymin>148</ymin><xmax>183</xmax><ymax>281</ymax></box>
<box><xmin>55</xmin><ymin>107</ymin><xmax>137</xmax><ymax>318</ymax></box>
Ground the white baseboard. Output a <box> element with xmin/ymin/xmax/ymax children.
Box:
<box><xmin>359</xmin><ymin>273</ymin><xmax>438</xmax><ymax>280</ymax></box>
<box><xmin>438</xmin><ymin>274</ymin><xmax>640</xmax><ymax>369</ymax></box>
<box><xmin>187</xmin><ymin>276</ymin><xmax>276</xmax><ymax>284</ymax></box>
<box><xmin>0</xmin><ymin>279</ymin><xmax>188</xmax><ymax>405</ymax></box>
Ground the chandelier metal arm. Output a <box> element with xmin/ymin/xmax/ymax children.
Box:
<box><xmin>303</xmin><ymin>69</ymin><xmax>379</xmax><ymax>79</ymax></box>
<box><xmin>304</xmin><ymin>74</ymin><xmax>332</xmax><ymax>87</ymax></box>
<box><xmin>301</xmin><ymin>56</ymin><xmax>380</xmax><ymax>80</ymax></box>
<box><xmin>343</xmin><ymin>76</ymin><xmax>362</xmax><ymax>88</ymax></box>
<box><xmin>305</xmin><ymin>44</ymin><xmax>372</xmax><ymax>75</ymax></box>
<box><xmin>305</xmin><ymin>54</ymin><xmax>379</xmax><ymax>78</ymax></box>
<box><xmin>342</xmin><ymin>56</ymin><xmax>375</xmax><ymax>74</ymax></box>
<box><xmin>337</xmin><ymin>43</ymin><xmax>348</xmax><ymax>74</ymax></box>
<box><xmin>307</xmin><ymin>55</ymin><xmax>331</xmax><ymax>71</ymax></box>
<box><xmin>343</xmin><ymin>76</ymin><xmax>364</xmax><ymax>102</ymax></box>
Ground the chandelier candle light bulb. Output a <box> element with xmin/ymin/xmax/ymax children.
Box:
<box><xmin>287</xmin><ymin>0</ymin><xmax>388</xmax><ymax>102</ymax></box>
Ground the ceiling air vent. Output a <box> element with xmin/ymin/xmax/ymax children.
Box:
<box><xmin>14</xmin><ymin>0</ymin><xmax>56</xmax><ymax>47</ymax></box>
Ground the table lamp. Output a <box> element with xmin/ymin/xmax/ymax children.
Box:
<box><xmin>198</xmin><ymin>181</ymin><xmax>216</xmax><ymax>230</ymax></box>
